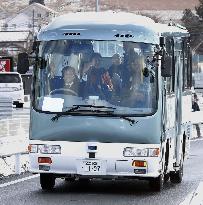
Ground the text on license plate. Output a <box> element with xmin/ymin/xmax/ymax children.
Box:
<box><xmin>82</xmin><ymin>161</ymin><xmax>101</xmax><ymax>172</ymax></box>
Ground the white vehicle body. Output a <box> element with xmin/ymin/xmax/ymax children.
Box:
<box><xmin>28</xmin><ymin>12</ymin><xmax>192</xmax><ymax>191</ymax></box>
<box><xmin>0</xmin><ymin>72</ymin><xmax>24</xmax><ymax>108</ymax></box>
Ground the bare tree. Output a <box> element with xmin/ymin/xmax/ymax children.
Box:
<box><xmin>182</xmin><ymin>1</ymin><xmax>203</xmax><ymax>54</ymax></box>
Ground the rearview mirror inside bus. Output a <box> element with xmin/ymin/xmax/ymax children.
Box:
<box><xmin>161</xmin><ymin>56</ymin><xmax>172</xmax><ymax>77</ymax></box>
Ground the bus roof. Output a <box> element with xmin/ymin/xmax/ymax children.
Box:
<box><xmin>38</xmin><ymin>12</ymin><xmax>189</xmax><ymax>43</ymax></box>
<box><xmin>38</xmin><ymin>11</ymin><xmax>160</xmax><ymax>44</ymax></box>
<box><xmin>44</xmin><ymin>11</ymin><xmax>155</xmax><ymax>28</ymax></box>
<box><xmin>155</xmin><ymin>23</ymin><xmax>189</xmax><ymax>38</ymax></box>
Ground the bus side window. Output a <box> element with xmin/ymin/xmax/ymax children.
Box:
<box><xmin>166</xmin><ymin>77</ymin><xmax>172</xmax><ymax>94</ymax></box>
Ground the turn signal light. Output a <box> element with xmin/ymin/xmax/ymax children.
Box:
<box><xmin>28</xmin><ymin>144</ymin><xmax>31</xmax><ymax>152</ymax></box>
<box><xmin>38</xmin><ymin>157</ymin><xmax>52</xmax><ymax>164</ymax></box>
<box><xmin>132</xmin><ymin>160</ymin><xmax>147</xmax><ymax>167</ymax></box>
<box><xmin>28</xmin><ymin>144</ymin><xmax>37</xmax><ymax>153</ymax></box>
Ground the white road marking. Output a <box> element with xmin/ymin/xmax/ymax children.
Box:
<box><xmin>0</xmin><ymin>174</ymin><xmax>39</xmax><ymax>188</ymax></box>
<box><xmin>191</xmin><ymin>138</ymin><xmax>203</xmax><ymax>142</ymax></box>
<box><xmin>179</xmin><ymin>192</ymin><xmax>194</xmax><ymax>205</ymax></box>
<box><xmin>180</xmin><ymin>182</ymin><xmax>203</xmax><ymax>205</ymax></box>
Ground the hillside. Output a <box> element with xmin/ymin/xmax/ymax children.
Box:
<box><xmin>46</xmin><ymin>0</ymin><xmax>200</xmax><ymax>13</ymax></box>
<box><xmin>78</xmin><ymin>0</ymin><xmax>199</xmax><ymax>11</ymax></box>
<box><xmin>0</xmin><ymin>0</ymin><xmax>200</xmax><ymax>20</ymax></box>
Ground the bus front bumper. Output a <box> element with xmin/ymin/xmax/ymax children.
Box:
<box><xmin>28</xmin><ymin>141</ymin><xmax>162</xmax><ymax>179</ymax></box>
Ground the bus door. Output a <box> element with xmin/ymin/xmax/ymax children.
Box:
<box><xmin>174</xmin><ymin>38</ymin><xmax>183</xmax><ymax>165</ymax></box>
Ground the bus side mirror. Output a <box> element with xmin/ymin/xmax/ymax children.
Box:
<box><xmin>161</xmin><ymin>56</ymin><xmax>172</xmax><ymax>77</ymax></box>
<box><xmin>160</xmin><ymin>37</ymin><xmax>165</xmax><ymax>48</ymax></box>
<box><xmin>17</xmin><ymin>52</ymin><xmax>29</xmax><ymax>74</ymax></box>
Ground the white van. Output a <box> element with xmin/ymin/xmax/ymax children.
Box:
<box><xmin>0</xmin><ymin>72</ymin><xmax>24</xmax><ymax>108</ymax></box>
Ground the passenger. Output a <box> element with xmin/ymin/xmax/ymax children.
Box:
<box><xmin>192</xmin><ymin>93</ymin><xmax>202</xmax><ymax>138</ymax></box>
<box><xmin>85</xmin><ymin>53</ymin><xmax>113</xmax><ymax>99</ymax></box>
<box><xmin>62</xmin><ymin>66</ymin><xmax>79</xmax><ymax>96</ymax></box>
<box><xmin>121</xmin><ymin>52</ymin><xmax>149</xmax><ymax>108</ymax></box>
<box><xmin>79</xmin><ymin>52</ymin><xmax>99</xmax><ymax>98</ymax></box>
<box><xmin>80</xmin><ymin>60</ymin><xmax>93</xmax><ymax>82</ymax></box>
<box><xmin>108</xmin><ymin>54</ymin><xmax>122</xmax><ymax>101</ymax></box>
<box><xmin>79</xmin><ymin>45</ymin><xmax>94</xmax><ymax>82</ymax></box>
<box><xmin>121</xmin><ymin>42</ymin><xmax>141</xmax><ymax>89</ymax></box>
<box><xmin>192</xmin><ymin>93</ymin><xmax>200</xmax><ymax>112</ymax></box>
<box><xmin>48</xmin><ymin>60</ymin><xmax>63</xmax><ymax>91</ymax></box>
<box><xmin>85</xmin><ymin>68</ymin><xmax>105</xmax><ymax>98</ymax></box>
<box><xmin>108</xmin><ymin>54</ymin><xmax>122</xmax><ymax>78</ymax></box>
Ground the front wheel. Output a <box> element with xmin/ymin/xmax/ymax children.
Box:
<box><xmin>65</xmin><ymin>177</ymin><xmax>75</xmax><ymax>182</ymax></box>
<box><xmin>170</xmin><ymin>164</ymin><xmax>183</xmax><ymax>183</ymax></box>
<box><xmin>78</xmin><ymin>178</ymin><xmax>90</xmax><ymax>183</ymax></box>
<box><xmin>149</xmin><ymin>174</ymin><xmax>164</xmax><ymax>192</ymax></box>
<box><xmin>40</xmin><ymin>173</ymin><xmax>55</xmax><ymax>190</ymax></box>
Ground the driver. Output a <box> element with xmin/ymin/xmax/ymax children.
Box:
<box><xmin>62</xmin><ymin>66</ymin><xmax>79</xmax><ymax>96</ymax></box>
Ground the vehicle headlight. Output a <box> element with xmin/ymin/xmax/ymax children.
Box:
<box><xmin>123</xmin><ymin>147</ymin><xmax>148</xmax><ymax>157</ymax></box>
<box><xmin>123</xmin><ymin>147</ymin><xmax>159</xmax><ymax>157</ymax></box>
<box><xmin>28</xmin><ymin>144</ymin><xmax>38</xmax><ymax>153</ymax></box>
<box><xmin>148</xmin><ymin>148</ymin><xmax>160</xmax><ymax>157</ymax></box>
<box><xmin>38</xmin><ymin>144</ymin><xmax>61</xmax><ymax>154</ymax></box>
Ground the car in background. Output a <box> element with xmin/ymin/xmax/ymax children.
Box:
<box><xmin>0</xmin><ymin>72</ymin><xmax>24</xmax><ymax>108</ymax></box>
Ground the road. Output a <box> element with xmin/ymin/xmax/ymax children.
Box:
<box><xmin>0</xmin><ymin>107</ymin><xmax>203</xmax><ymax>205</ymax></box>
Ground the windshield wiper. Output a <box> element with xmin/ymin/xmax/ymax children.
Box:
<box><xmin>51</xmin><ymin>104</ymin><xmax>136</xmax><ymax>126</ymax></box>
<box><xmin>51</xmin><ymin>105</ymin><xmax>116</xmax><ymax>122</ymax></box>
<box><xmin>120</xmin><ymin>116</ymin><xmax>137</xmax><ymax>126</ymax></box>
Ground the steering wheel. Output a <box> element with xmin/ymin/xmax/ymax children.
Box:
<box><xmin>50</xmin><ymin>88</ymin><xmax>77</xmax><ymax>96</ymax></box>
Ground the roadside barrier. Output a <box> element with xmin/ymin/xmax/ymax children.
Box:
<box><xmin>0</xmin><ymin>98</ymin><xmax>12</xmax><ymax>119</ymax></box>
<box><xmin>0</xmin><ymin>152</ymin><xmax>29</xmax><ymax>175</ymax></box>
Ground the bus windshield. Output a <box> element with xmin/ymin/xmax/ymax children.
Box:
<box><xmin>33</xmin><ymin>40</ymin><xmax>158</xmax><ymax>115</ymax></box>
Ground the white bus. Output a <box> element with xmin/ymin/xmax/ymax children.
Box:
<box><xmin>27</xmin><ymin>12</ymin><xmax>192</xmax><ymax>191</ymax></box>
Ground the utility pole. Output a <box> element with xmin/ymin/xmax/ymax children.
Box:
<box><xmin>96</xmin><ymin>0</ymin><xmax>99</xmax><ymax>12</ymax></box>
<box><xmin>32</xmin><ymin>9</ymin><xmax>35</xmax><ymax>34</ymax></box>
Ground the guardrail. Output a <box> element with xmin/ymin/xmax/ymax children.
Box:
<box><xmin>0</xmin><ymin>98</ymin><xmax>12</xmax><ymax>119</ymax></box>
<box><xmin>0</xmin><ymin>118</ymin><xmax>29</xmax><ymax>138</ymax></box>
<box><xmin>0</xmin><ymin>151</ymin><xmax>29</xmax><ymax>175</ymax></box>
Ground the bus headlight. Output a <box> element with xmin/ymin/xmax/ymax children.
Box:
<box><xmin>38</xmin><ymin>145</ymin><xmax>61</xmax><ymax>154</ymax></box>
<box><xmin>123</xmin><ymin>147</ymin><xmax>148</xmax><ymax>157</ymax></box>
<box><xmin>123</xmin><ymin>147</ymin><xmax>159</xmax><ymax>157</ymax></box>
<box><xmin>148</xmin><ymin>148</ymin><xmax>160</xmax><ymax>157</ymax></box>
<box><xmin>28</xmin><ymin>144</ymin><xmax>38</xmax><ymax>153</ymax></box>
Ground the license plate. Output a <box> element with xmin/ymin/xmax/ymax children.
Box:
<box><xmin>77</xmin><ymin>160</ymin><xmax>106</xmax><ymax>175</ymax></box>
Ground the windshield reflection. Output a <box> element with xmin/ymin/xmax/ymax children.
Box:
<box><xmin>34</xmin><ymin>40</ymin><xmax>158</xmax><ymax>115</ymax></box>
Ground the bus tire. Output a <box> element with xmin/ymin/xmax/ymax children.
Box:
<box><xmin>40</xmin><ymin>173</ymin><xmax>55</xmax><ymax>190</ymax></box>
<box><xmin>164</xmin><ymin>173</ymin><xmax>170</xmax><ymax>183</ymax></box>
<box><xmin>65</xmin><ymin>177</ymin><xmax>75</xmax><ymax>182</ymax></box>
<box><xmin>170</xmin><ymin>164</ymin><xmax>183</xmax><ymax>183</ymax></box>
<box><xmin>149</xmin><ymin>174</ymin><xmax>164</xmax><ymax>191</ymax></box>
<box><xmin>78</xmin><ymin>178</ymin><xmax>90</xmax><ymax>183</ymax></box>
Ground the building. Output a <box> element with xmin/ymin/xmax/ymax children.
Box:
<box><xmin>3</xmin><ymin>3</ymin><xmax>58</xmax><ymax>32</ymax></box>
<box><xmin>0</xmin><ymin>30</ymin><xmax>33</xmax><ymax>67</ymax></box>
